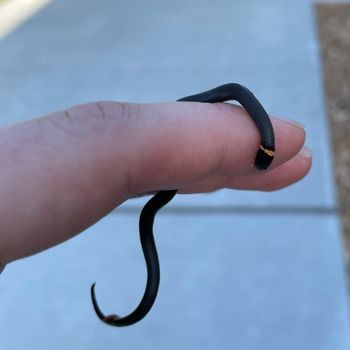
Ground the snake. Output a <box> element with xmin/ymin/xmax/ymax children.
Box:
<box><xmin>90</xmin><ymin>83</ymin><xmax>276</xmax><ymax>327</ymax></box>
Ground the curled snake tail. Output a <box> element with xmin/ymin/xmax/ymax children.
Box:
<box><xmin>90</xmin><ymin>283</ymin><xmax>108</xmax><ymax>322</ymax></box>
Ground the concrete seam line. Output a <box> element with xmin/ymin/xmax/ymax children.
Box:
<box><xmin>0</xmin><ymin>0</ymin><xmax>51</xmax><ymax>39</ymax></box>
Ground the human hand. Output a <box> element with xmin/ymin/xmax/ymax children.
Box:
<box><xmin>0</xmin><ymin>101</ymin><xmax>310</xmax><ymax>264</ymax></box>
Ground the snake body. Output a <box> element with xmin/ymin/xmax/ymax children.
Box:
<box><xmin>90</xmin><ymin>83</ymin><xmax>275</xmax><ymax>327</ymax></box>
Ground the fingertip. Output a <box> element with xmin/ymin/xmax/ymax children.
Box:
<box><xmin>269</xmin><ymin>116</ymin><xmax>306</xmax><ymax>168</ymax></box>
<box><xmin>299</xmin><ymin>146</ymin><xmax>312</xmax><ymax>159</ymax></box>
<box><xmin>259</xmin><ymin>147</ymin><xmax>312</xmax><ymax>191</ymax></box>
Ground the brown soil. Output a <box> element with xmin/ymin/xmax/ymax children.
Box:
<box><xmin>316</xmin><ymin>3</ymin><xmax>350</xmax><ymax>269</ymax></box>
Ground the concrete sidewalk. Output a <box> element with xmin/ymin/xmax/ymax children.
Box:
<box><xmin>0</xmin><ymin>1</ymin><xmax>349</xmax><ymax>349</ymax></box>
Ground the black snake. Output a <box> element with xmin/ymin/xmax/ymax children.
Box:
<box><xmin>90</xmin><ymin>83</ymin><xmax>276</xmax><ymax>327</ymax></box>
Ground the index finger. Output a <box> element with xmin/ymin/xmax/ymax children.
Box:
<box><xmin>95</xmin><ymin>101</ymin><xmax>306</xmax><ymax>195</ymax></box>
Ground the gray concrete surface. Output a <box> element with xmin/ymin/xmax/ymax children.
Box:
<box><xmin>1</xmin><ymin>214</ymin><xmax>349</xmax><ymax>349</ymax></box>
<box><xmin>0</xmin><ymin>0</ymin><xmax>349</xmax><ymax>349</ymax></box>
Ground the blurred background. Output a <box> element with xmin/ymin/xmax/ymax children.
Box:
<box><xmin>0</xmin><ymin>0</ymin><xmax>349</xmax><ymax>349</ymax></box>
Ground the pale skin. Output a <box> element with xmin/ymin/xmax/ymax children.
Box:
<box><xmin>0</xmin><ymin>101</ymin><xmax>311</xmax><ymax>267</ymax></box>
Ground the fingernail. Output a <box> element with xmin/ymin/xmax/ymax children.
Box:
<box><xmin>299</xmin><ymin>146</ymin><xmax>312</xmax><ymax>158</ymax></box>
<box><xmin>278</xmin><ymin>117</ymin><xmax>305</xmax><ymax>130</ymax></box>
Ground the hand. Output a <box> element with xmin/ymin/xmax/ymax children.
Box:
<box><xmin>0</xmin><ymin>101</ymin><xmax>310</xmax><ymax>264</ymax></box>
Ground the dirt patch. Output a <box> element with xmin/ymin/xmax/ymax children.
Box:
<box><xmin>316</xmin><ymin>3</ymin><xmax>350</xmax><ymax>269</ymax></box>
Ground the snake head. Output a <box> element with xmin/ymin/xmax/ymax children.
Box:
<box><xmin>255</xmin><ymin>145</ymin><xmax>275</xmax><ymax>170</ymax></box>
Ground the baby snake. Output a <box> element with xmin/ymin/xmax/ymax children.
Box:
<box><xmin>90</xmin><ymin>83</ymin><xmax>276</xmax><ymax>327</ymax></box>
